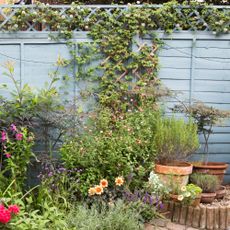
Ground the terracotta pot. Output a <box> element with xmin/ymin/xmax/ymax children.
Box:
<box><xmin>169</xmin><ymin>194</ymin><xmax>180</xmax><ymax>202</ymax></box>
<box><xmin>191</xmin><ymin>194</ymin><xmax>201</xmax><ymax>207</ymax></box>
<box><xmin>155</xmin><ymin>161</ymin><xmax>193</xmax><ymax>187</ymax></box>
<box><xmin>201</xmin><ymin>192</ymin><xmax>216</xmax><ymax>203</ymax></box>
<box><xmin>192</xmin><ymin>162</ymin><xmax>228</xmax><ymax>187</ymax></box>
<box><xmin>215</xmin><ymin>186</ymin><xmax>226</xmax><ymax>199</ymax></box>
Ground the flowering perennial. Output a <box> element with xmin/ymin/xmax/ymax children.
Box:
<box><xmin>0</xmin><ymin>204</ymin><xmax>20</xmax><ymax>224</ymax></box>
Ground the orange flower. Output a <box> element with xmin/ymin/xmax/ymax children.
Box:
<box><xmin>95</xmin><ymin>185</ymin><xmax>104</xmax><ymax>195</ymax></box>
<box><xmin>100</xmin><ymin>179</ymin><xmax>108</xmax><ymax>188</ymax></box>
<box><xmin>115</xmin><ymin>177</ymin><xmax>124</xmax><ymax>186</ymax></box>
<box><xmin>88</xmin><ymin>187</ymin><xmax>96</xmax><ymax>196</ymax></box>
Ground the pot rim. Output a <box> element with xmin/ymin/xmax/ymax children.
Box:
<box><xmin>201</xmin><ymin>192</ymin><xmax>216</xmax><ymax>197</ymax></box>
<box><xmin>192</xmin><ymin>162</ymin><xmax>228</xmax><ymax>170</ymax></box>
<box><xmin>155</xmin><ymin>161</ymin><xmax>193</xmax><ymax>175</ymax></box>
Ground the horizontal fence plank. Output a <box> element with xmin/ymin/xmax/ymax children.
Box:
<box><xmin>194</xmin><ymin>69</ymin><xmax>230</xmax><ymax>81</ymax></box>
<box><xmin>194</xmin><ymin>80</ymin><xmax>230</xmax><ymax>93</ymax></box>
<box><xmin>199</xmin><ymin>133</ymin><xmax>230</xmax><ymax>144</ymax></box>
<box><xmin>159</xmin><ymin>56</ymin><xmax>191</xmax><ymax>69</ymax></box>
<box><xmin>158</xmin><ymin>68</ymin><xmax>191</xmax><ymax>80</ymax></box>
<box><xmin>192</xmin><ymin>92</ymin><xmax>230</xmax><ymax>104</ymax></box>
<box><xmin>196</xmin><ymin>47</ymin><xmax>230</xmax><ymax>59</ymax></box>
<box><xmin>161</xmin><ymin>79</ymin><xmax>190</xmax><ymax>91</ymax></box>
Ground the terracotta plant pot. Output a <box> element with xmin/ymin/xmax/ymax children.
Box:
<box><xmin>191</xmin><ymin>194</ymin><xmax>201</xmax><ymax>207</ymax></box>
<box><xmin>192</xmin><ymin>162</ymin><xmax>228</xmax><ymax>187</ymax></box>
<box><xmin>201</xmin><ymin>192</ymin><xmax>216</xmax><ymax>203</ymax></box>
<box><xmin>154</xmin><ymin>161</ymin><xmax>193</xmax><ymax>187</ymax></box>
<box><xmin>215</xmin><ymin>186</ymin><xmax>226</xmax><ymax>199</ymax></box>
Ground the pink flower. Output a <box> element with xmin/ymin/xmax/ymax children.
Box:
<box><xmin>0</xmin><ymin>205</ymin><xmax>5</xmax><ymax>210</ymax></box>
<box><xmin>8</xmin><ymin>205</ymin><xmax>20</xmax><ymax>215</ymax></box>
<box><xmin>1</xmin><ymin>131</ymin><xmax>7</xmax><ymax>142</ymax></box>
<box><xmin>0</xmin><ymin>208</ymin><xmax>11</xmax><ymax>224</ymax></box>
<box><xmin>5</xmin><ymin>153</ymin><xmax>11</xmax><ymax>158</ymax></box>
<box><xmin>10</xmin><ymin>124</ymin><xmax>17</xmax><ymax>132</ymax></box>
<box><xmin>15</xmin><ymin>133</ymin><xmax>23</xmax><ymax>141</ymax></box>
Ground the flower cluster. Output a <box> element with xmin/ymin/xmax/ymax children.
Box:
<box><xmin>148</xmin><ymin>172</ymin><xmax>169</xmax><ymax>196</ymax></box>
<box><xmin>88</xmin><ymin>177</ymin><xmax>124</xmax><ymax>196</ymax></box>
<box><xmin>0</xmin><ymin>204</ymin><xmax>20</xmax><ymax>224</ymax></box>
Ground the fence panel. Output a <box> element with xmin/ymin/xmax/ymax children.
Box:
<box><xmin>0</xmin><ymin>31</ymin><xmax>229</xmax><ymax>182</ymax></box>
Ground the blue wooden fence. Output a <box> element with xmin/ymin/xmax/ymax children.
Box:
<box><xmin>0</xmin><ymin>30</ymin><xmax>229</xmax><ymax>182</ymax></box>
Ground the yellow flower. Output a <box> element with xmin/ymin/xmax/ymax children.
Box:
<box><xmin>177</xmin><ymin>195</ymin><xmax>184</xmax><ymax>201</ymax></box>
<box><xmin>88</xmin><ymin>187</ymin><xmax>96</xmax><ymax>196</ymax></box>
<box><xmin>100</xmin><ymin>179</ymin><xmax>108</xmax><ymax>188</ymax></box>
<box><xmin>115</xmin><ymin>177</ymin><xmax>124</xmax><ymax>186</ymax></box>
<box><xmin>181</xmin><ymin>186</ymin><xmax>186</xmax><ymax>192</ymax></box>
<box><xmin>95</xmin><ymin>185</ymin><xmax>104</xmax><ymax>195</ymax></box>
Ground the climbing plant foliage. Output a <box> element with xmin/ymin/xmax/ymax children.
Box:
<box><xmin>3</xmin><ymin>1</ymin><xmax>230</xmax><ymax>115</ymax></box>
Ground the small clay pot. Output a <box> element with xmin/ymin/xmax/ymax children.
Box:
<box><xmin>191</xmin><ymin>194</ymin><xmax>201</xmax><ymax>207</ymax></box>
<box><xmin>201</xmin><ymin>192</ymin><xmax>216</xmax><ymax>203</ymax></box>
<box><xmin>215</xmin><ymin>186</ymin><xmax>226</xmax><ymax>199</ymax></box>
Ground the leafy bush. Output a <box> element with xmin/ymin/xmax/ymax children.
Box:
<box><xmin>153</xmin><ymin>116</ymin><xmax>199</xmax><ymax>163</ymax></box>
<box><xmin>61</xmin><ymin>108</ymin><xmax>159</xmax><ymax>197</ymax></box>
<box><xmin>190</xmin><ymin>173</ymin><xmax>219</xmax><ymax>193</ymax></box>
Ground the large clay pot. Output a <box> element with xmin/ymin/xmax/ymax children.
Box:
<box><xmin>201</xmin><ymin>192</ymin><xmax>216</xmax><ymax>203</ymax></box>
<box><xmin>192</xmin><ymin>162</ymin><xmax>228</xmax><ymax>187</ymax></box>
<box><xmin>215</xmin><ymin>186</ymin><xmax>226</xmax><ymax>200</ymax></box>
<box><xmin>154</xmin><ymin>161</ymin><xmax>193</xmax><ymax>187</ymax></box>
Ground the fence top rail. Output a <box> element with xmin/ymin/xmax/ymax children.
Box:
<box><xmin>0</xmin><ymin>4</ymin><xmax>229</xmax><ymax>9</ymax></box>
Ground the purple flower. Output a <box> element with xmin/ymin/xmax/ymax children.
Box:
<box><xmin>10</xmin><ymin>124</ymin><xmax>17</xmax><ymax>132</ymax></box>
<box><xmin>1</xmin><ymin>131</ymin><xmax>7</xmax><ymax>142</ymax></box>
<box><xmin>48</xmin><ymin>172</ymin><xmax>53</xmax><ymax>177</ymax></box>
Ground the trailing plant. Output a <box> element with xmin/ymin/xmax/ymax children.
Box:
<box><xmin>153</xmin><ymin>116</ymin><xmax>199</xmax><ymax>164</ymax></box>
<box><xmin>190</xmin><ymin>173</ymin><xmax>219</xmax><ymax>193</ymax></box>
<box><xmin>173</xmin><ymin>102</ymin><xmax>230</xmax><ymax>163</ymax></box>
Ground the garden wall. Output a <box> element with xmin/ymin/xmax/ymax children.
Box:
<box><xmin>0</xmin><ymin>31</ymin><xmax>229</xmax><ymax>182</ymax></box>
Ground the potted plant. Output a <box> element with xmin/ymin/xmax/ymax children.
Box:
<box><xmin>174</xmin><ymin>102</ymin><xmax>230</xmax><ymax>186</ymax></box>
<box><xmin>167</xmin><ymin>183</ymin><xmax>202</xmax><ymax>207</ymax></box>
<box><xmin>153</xmin><ymin>116</ymin><xmax>199</xmax><ymax>187</ymax></box>
<box><xmin>190</xmin><ymin>173</ymin><xmax>219</xmax><ymax>203</ymax></box>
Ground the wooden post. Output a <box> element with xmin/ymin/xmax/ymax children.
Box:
<box><xmin>179</xmin><ymin>205</ymin><xmax>188</xmax><ymax>225</ymax></box>
<box><xmin>226</xmin><ymin>205</ymin><xmax>230</xmax><ymax>228</ymax></box>
<box><xmin>207</xmin><ymin>206</ymin><xmax>214</xmax><ymax>230</ymax></box>
<box><xmin>213</xmin><ymin>206</ymin><xmax>220</xmax><ymax>230</ymax></box>
<box><xmin>200</xmin><ymin>205</ymin><xmax>207</xmax><ymax>229</ymax></box>
<box><xmin>168</xmin><ymin>201</ymin><xmax>174</xmax><ymax>221</ymax></box>
<box><xmin>186</xmin><ymin>206</ymin><xmax>194</xmax><ymax>226</ymax></box>
<box><xmin>173</xmin><ymin>203</ymin><xmax>181</xmax><ymax>223</ymax></box>
<box><xmin>192</xmin><ymin>206</ymin><xmax>201</xmax><ymax>228</ymax></box>
<box><xmin>219</xmin><ymin>206</ymin><xmax>226</xmax><ymax>230</ymax></box>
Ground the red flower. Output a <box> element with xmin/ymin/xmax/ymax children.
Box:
<box><xmin>8</xmin><ymin>205</ymin><xmax>20</xmax><ymax>215</ymax></box>
<box><xmin>0</xmin><ymin>209</ymin><xmax>11</xmax><ymax>224</ymax></box>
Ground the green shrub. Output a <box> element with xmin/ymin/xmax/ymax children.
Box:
<box><xmin>61</xmin><ymin>108</ymin><xmax>159</xmax><ymax>197</ymax></box>
<box><xmin>153</xmin><ymin>116</ymin><xmax>199</xmax><ymax>163</ymax></box>
<box><xmin>190</xmin><ymin>173</ymin><xmax>219</xmax><ymax>193</ymax></box>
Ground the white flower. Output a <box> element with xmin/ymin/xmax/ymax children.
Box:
<box><xmin>177</xmin><ymin>195</ymin><xmax>184</xmax><ymax>201</ymax></box>
<box><xmin>184</xmin><ymin>192</ymin><xmax>191</xmax><ymax>197</ymax></box>
<box><xmin>69</xmin><ymin>15</ymin><xmax>73</xmax><ymax>19</ymax></box>
<box><xmin>21</xmin><ymin>11</ymin><xmax>26</xmax><ymax>15</ymax></box>
<box><xmin>224</xmin><ymin>28</ymin><xmax>228</xmax><ymax>33</ymax></box>
<box><xmin>136</xmin><ymin>1</ymin><xmax>140</xmax><ymax>4</ymax></box>
<box><xmin>61</xmin><ymin>15</ymin><xmax>66</xmax><ymax>19</ymax></box>
<box><xmin>14</xmin><ymin>24</ymin><xmax>18</xmax><ymax>28</ymax></box>
<box><xmin>42</xmin><ymin>19</ymin><xmax>46</xmax><ymax>23</ymax></box>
